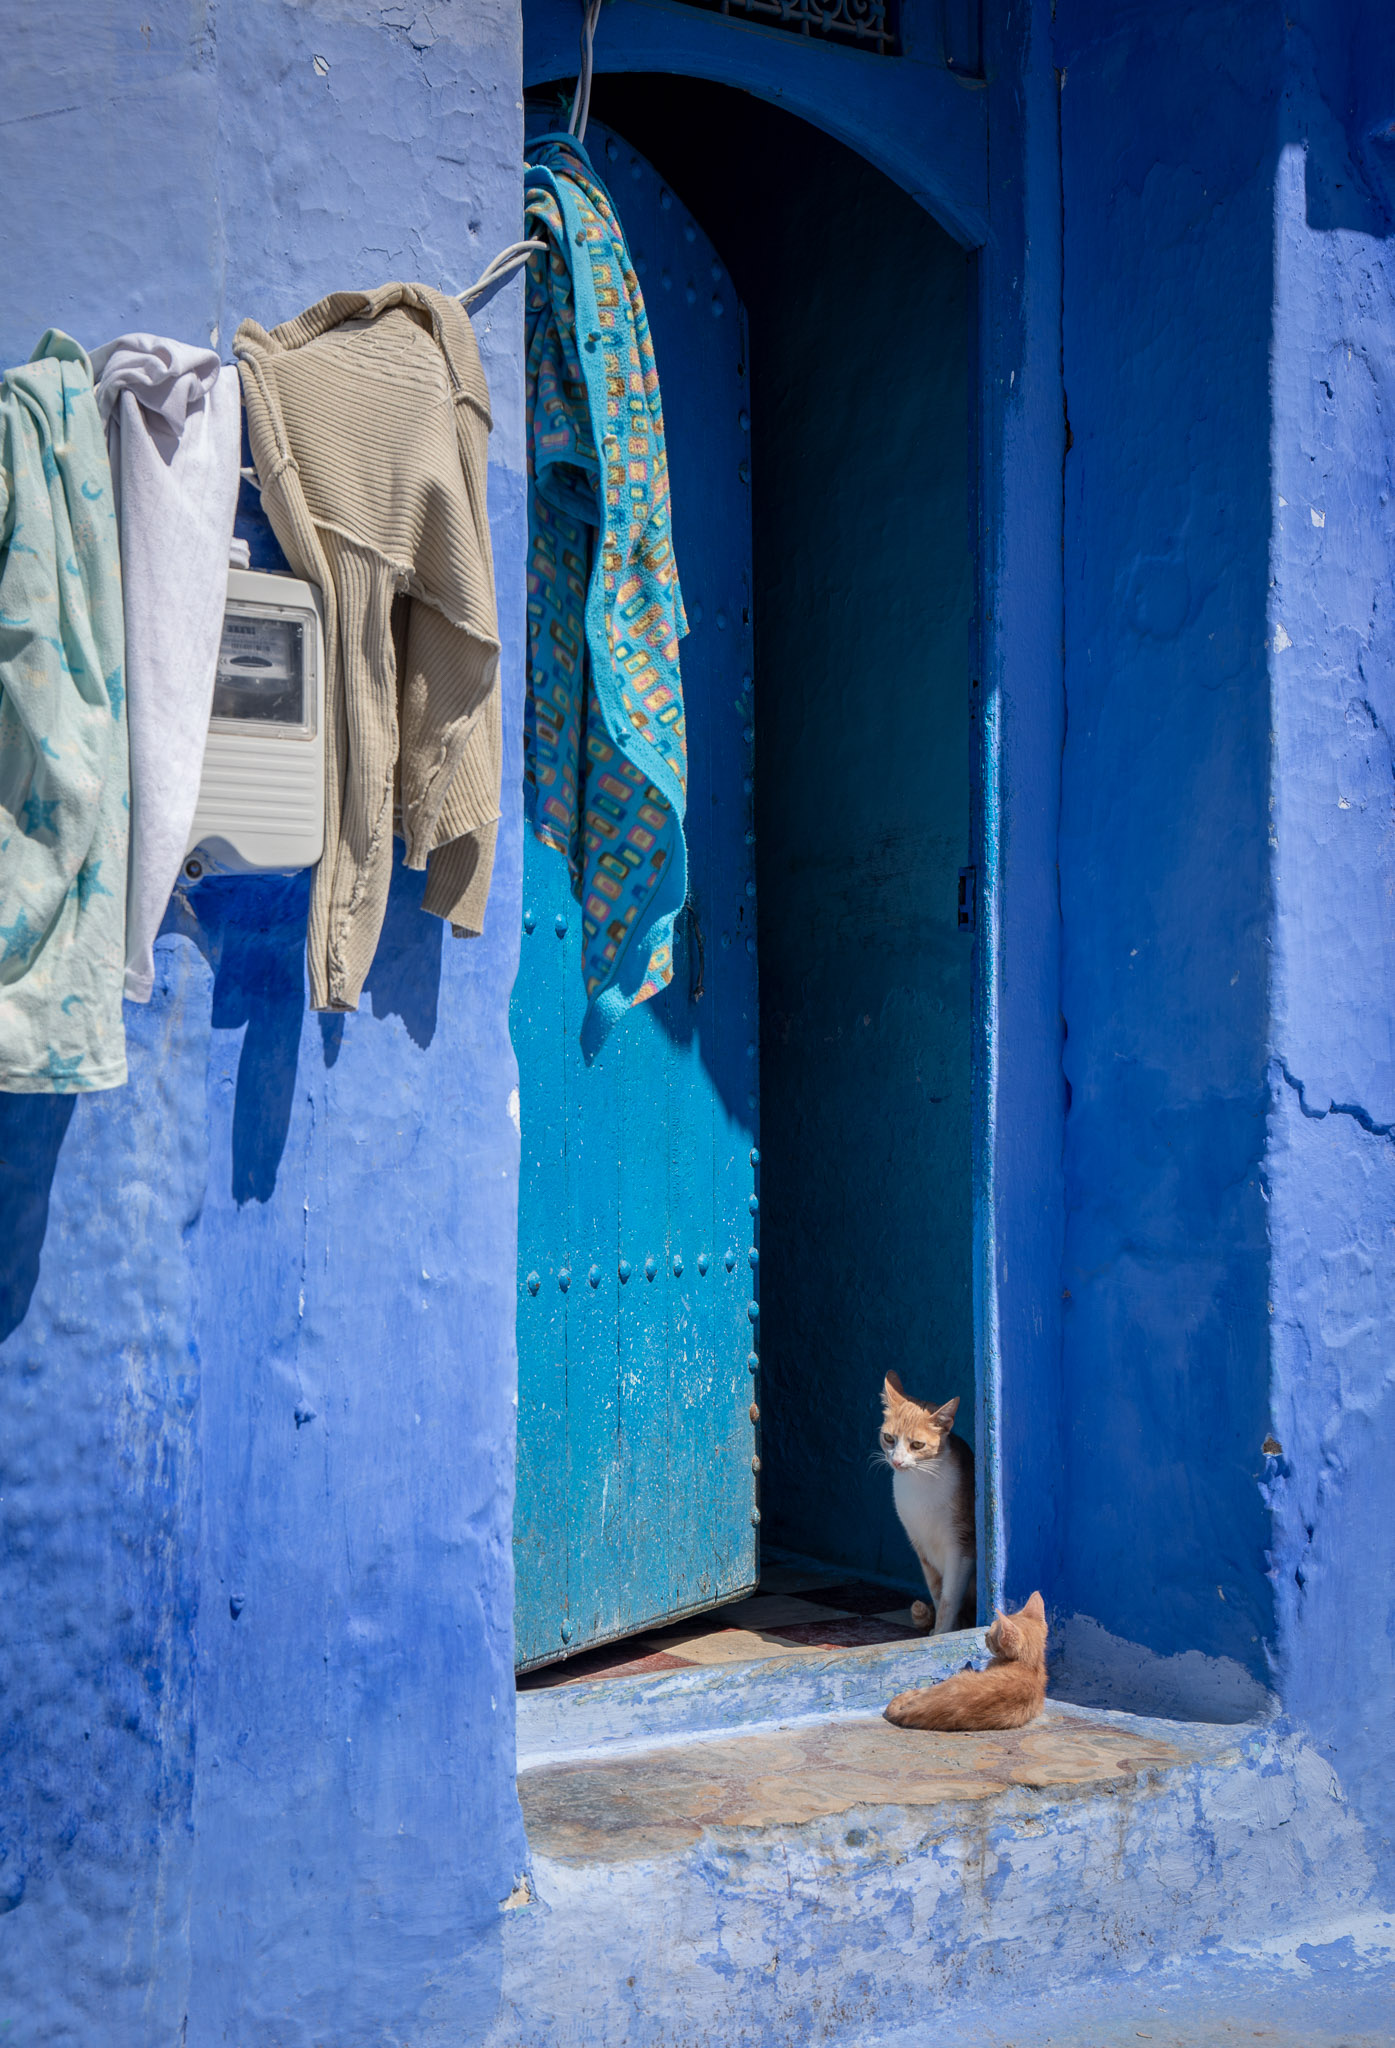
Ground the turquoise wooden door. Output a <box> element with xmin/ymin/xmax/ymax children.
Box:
<box><xmin>512</xmin><ymin>126</ymin><xmax>759</xmax><ymax>1671</ymax></box>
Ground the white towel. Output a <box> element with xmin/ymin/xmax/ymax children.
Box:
<box><xmin>90</xmin><ymin>335</ymin><xmax>241</xmax><ymax>1002</ymax></box>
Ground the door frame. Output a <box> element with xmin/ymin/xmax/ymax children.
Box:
<box><xmin>522</xmin><ymin>0</ymin><xmax>1069</xmax><ymax>1623</ymax></box>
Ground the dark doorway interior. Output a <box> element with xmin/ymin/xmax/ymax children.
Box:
<box><xmin>545</xmin><ymin>75</ymin><xmax>977</xmax><ymax>1610</ymax></box>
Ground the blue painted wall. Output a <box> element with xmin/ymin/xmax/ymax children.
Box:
<box><xmin>1266</xmin><ymin>0</ymin><xmax>1395</xmax><ymax>1863</ymax></box>
<box><xmin>1054</xmin><ymin>0</ymin><xmax>1279</xmax><ymax>1676</ymax></box>
<box><xmin>0</xmin><ymin>5</ymin><xmax>529</xmax><ymax>2039</ymax></box>
<box><xmin>1053</xmin><ymin>0</ymin><xmax>1395</xmax><ymax>1874</ymax></box>
<box><xmin>587</xmin><ymin>78</ymin><xmax>976</xmax><ymax>1589</ymax></box>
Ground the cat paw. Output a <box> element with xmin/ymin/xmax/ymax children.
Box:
<box><xmin>911</xmin><ymin>1600</ymin><xmax>933</xmax><ymax>1631</ymax></box>
<box><xmin>884</xmin><ymin>1690</ymin><xmax>918</xmax><ymax>1726</ymax></box>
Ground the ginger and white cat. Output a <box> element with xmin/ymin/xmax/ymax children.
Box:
<box><xmin>884</xmin><ymin>1591</ymin><xmax>1048</xmax><ymax>1731</ymax></box>
<box><xmin>878</xmin><ymin>1371</ymin><xmax>975</xmax><ymax>1635</ymax></box>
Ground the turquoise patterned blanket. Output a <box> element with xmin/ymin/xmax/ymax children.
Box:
<box><xmin>524</xmin><ymin>134</ymin><xmax>689</xmax><ymax>1052</ymax></box>
<box><xmin>0</xmin><ymin>333</ymin><xmax>127</xmax><ymax>1093</ymax></box>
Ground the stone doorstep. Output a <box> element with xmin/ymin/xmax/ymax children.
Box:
<box><xmin>498</xmin><ymin>1695</ymin><xmax>1390</xmax><ymax>2046</ymax></box>
<box><xmin>505</xmin><ymin>1627</ymin><xmax>1391</xmax><ymax>2041</ymax></box>
<box><xmin>512</xmin><ymin>1636</ymin><xmax>1255</xmax><ymax>1896</ymax></box>
<box><xmin>514</xmin><ymin>1623</ymin><xmax>993</xmax><ymax>1766</ymax></box>
<box><xmin>518</xmin><ymin>1704</ymin><xmax>1209</xmax><ymax>1868</ymax></box>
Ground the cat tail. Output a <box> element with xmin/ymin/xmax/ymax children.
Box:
<box><xmin>884</xmin><ymin>1662</ymin><xmax>1045</xmax><ymax>1732</ymax></box>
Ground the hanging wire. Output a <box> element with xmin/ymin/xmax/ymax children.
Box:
<box><xmin>455</xmin><ymin>0</ymin><xmax>601</xmax><ymax>310</ymax></box>
<box><xmin>568</xmin><ymin>0</ymin><xmax>605</xmax><ymax>144</ymax></box>
<box><xmin>458</xmin><ymin>239</ymin><xmax>546</xmax><ymax>310</ymax></box>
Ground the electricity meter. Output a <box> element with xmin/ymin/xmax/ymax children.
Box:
<box><xmin>184</xmin><ymin>567</ymin><xmax>326</xmax><ymax>878</ymax></box>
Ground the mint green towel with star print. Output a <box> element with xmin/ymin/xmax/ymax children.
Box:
<box><xmin>0</xmin><ymin>332</ymin><xmax>128</xmax><ymax>1092</ymax></box>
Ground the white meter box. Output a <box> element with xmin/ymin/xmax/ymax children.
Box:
<box><xmin>185</xmin><ymin>567</ymin><xmax>326</xmax><ymax>877</ymax></box>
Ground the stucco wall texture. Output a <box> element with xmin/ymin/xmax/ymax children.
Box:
<box><xmin>1055</xmin><ymin>0</ymin><xmax>1395</xmax><ymax>1868</ymax></box>
<box><xmin>0</xmin><ymin>5</ymin><xmax>529</xmax><ymax>2042</ymax></box>
<box><xmin>1268</xmin><ymin>47</ymin><xmax>1395</xmax><ymax>1856</ymax></box>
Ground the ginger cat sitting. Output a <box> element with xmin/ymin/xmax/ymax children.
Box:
<box><xmin>884</xmin><ymin>1592</ymin><xmax>1048</xmax><ymax>1731</ymax></box>
<box><xmin>879</xmin><ymin>1371</ymin><xmax>975</xmax><ymax>1634</ymax></box>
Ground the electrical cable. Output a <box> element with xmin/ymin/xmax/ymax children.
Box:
<box><xmin>568</xmin><ymin>0</ymin><xmax>604</xmax><ymax>143</ymax></box>
<box><xmin>457</xmin><ymin>239</ymin><xmax>546</xmax><ymax>309</ymax></box>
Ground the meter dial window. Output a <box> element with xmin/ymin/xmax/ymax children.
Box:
<box><xmin>213</xmin><ymin>611</ymin><xmax>312</xmax><ymax>731</ymax></box>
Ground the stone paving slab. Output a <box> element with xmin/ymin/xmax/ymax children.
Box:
<box><xmin>519</xmin><ymin>1705</ymin><xmax>1191</xmax><ymax>1865</ymax></box>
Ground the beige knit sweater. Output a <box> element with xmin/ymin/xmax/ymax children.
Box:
<box><xmin>235</xmin><ymin>283</ymin><xmax>501</xmax><ymax>1012</ymax></box>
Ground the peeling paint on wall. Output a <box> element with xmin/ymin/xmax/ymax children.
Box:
<box><xmin>1268</xmin><ymin>44</ymin><xmax>1395</xmax><ymax>1863</ymax></box>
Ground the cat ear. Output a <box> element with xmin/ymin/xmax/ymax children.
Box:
<box><xmin>994</xmin><ymin>1616</ymin><xmax>1022</xmax><ymax>1654</ymax></box>
<box><xmin>1021</xmin><ymin>1591</ymin><xmax>1046</xmax><ymax>1620</ymax></box>
<box><xmin>931</xmin><ymin>1395</ymin><xmax>960</xmax><ymax>1429</ymax></box>
<box><xmin>883</xmin><ymin>1371</ymin><xmax>904</xmax><ymax>1402</ymax></box>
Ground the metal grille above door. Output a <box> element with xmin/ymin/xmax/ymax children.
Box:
<box><xmin>668</xmin><ymin>0</ymin><xmax>899</xmax><ymax>56</ymax></box>
<box><xmin>512</xmin><ymin>124</ymin><xmax>760</xmax><ymax>1673</ymax></box>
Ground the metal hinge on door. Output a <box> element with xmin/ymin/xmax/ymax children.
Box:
<box><xmin>685</xmin><ymin>896</ymin><xmax>706</xmax><ymax>1003</ymax></box>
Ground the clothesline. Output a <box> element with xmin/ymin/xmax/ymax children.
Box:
<box><xmin>450</xmin><ymin>0</ymin><xmax>605</xmax><ymax>313</ymax></box>
<box><xmin>568</xmin><ymin>0</ymin><xmax>605</xmax><ymax>144</ymax></box>
<box><xmin>231</xmin><ymin>235</ymin><xmax>543</xmax><ymax>511</ymax></box>
<box><xmin>1</xmin><ymin>273</ymin><xmax>512</xmax><ymax>1089</ymax></box>
<box><xmin>458</xmin><ymin>239</ymin><xmax>547</xmax><ymax>310</ymax></box>
<box><xmin>1</xmin><ymin>1</ymin><xmax>665</xmax><ymax>1092</ymax></box>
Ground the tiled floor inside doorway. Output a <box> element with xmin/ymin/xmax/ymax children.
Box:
<box><xmin>517</xmin><ymin>1553</ymin><xmax>929</xmax><ymax>1691</ymax></box>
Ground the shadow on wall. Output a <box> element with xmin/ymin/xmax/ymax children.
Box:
<box><xmin>170</xmin><ymin>843</ymin><xmax>444</xmax><ymax>1208</ymax></box>
<box><xmin>0</xmin><ymin>1094</ymin><xmax>77</xmax><ymax>1343</ymax></box>
<box><xmin>363</xmin><ymin>847</ymin><xmax>447</xmax><ymax>1049</ymax></box>
<box><xmin>0</xmin><ymin>815</ymin><xmax>455</xmax><ymax>1314</ymax></box>
<box><xmin>205</xmin><ymin>873</ymin><xmax>310</xmax><ymax>1206</ymax></box>
<box><xmin>1298</xmin><ymin>0</ymin><xmax>1395</xmax><ymax>234</ymax></box>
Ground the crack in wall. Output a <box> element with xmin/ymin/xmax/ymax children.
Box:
<box><xmin>1275</xmin><ymin>1059</ymin><xmax>1395</xmax><ymax>1139</ymax></box>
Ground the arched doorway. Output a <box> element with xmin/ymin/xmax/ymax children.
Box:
<box><xmin>515</xmin><ymin>14</ymin><xmax>1004</xmax><ymax>1672</ymax></box>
